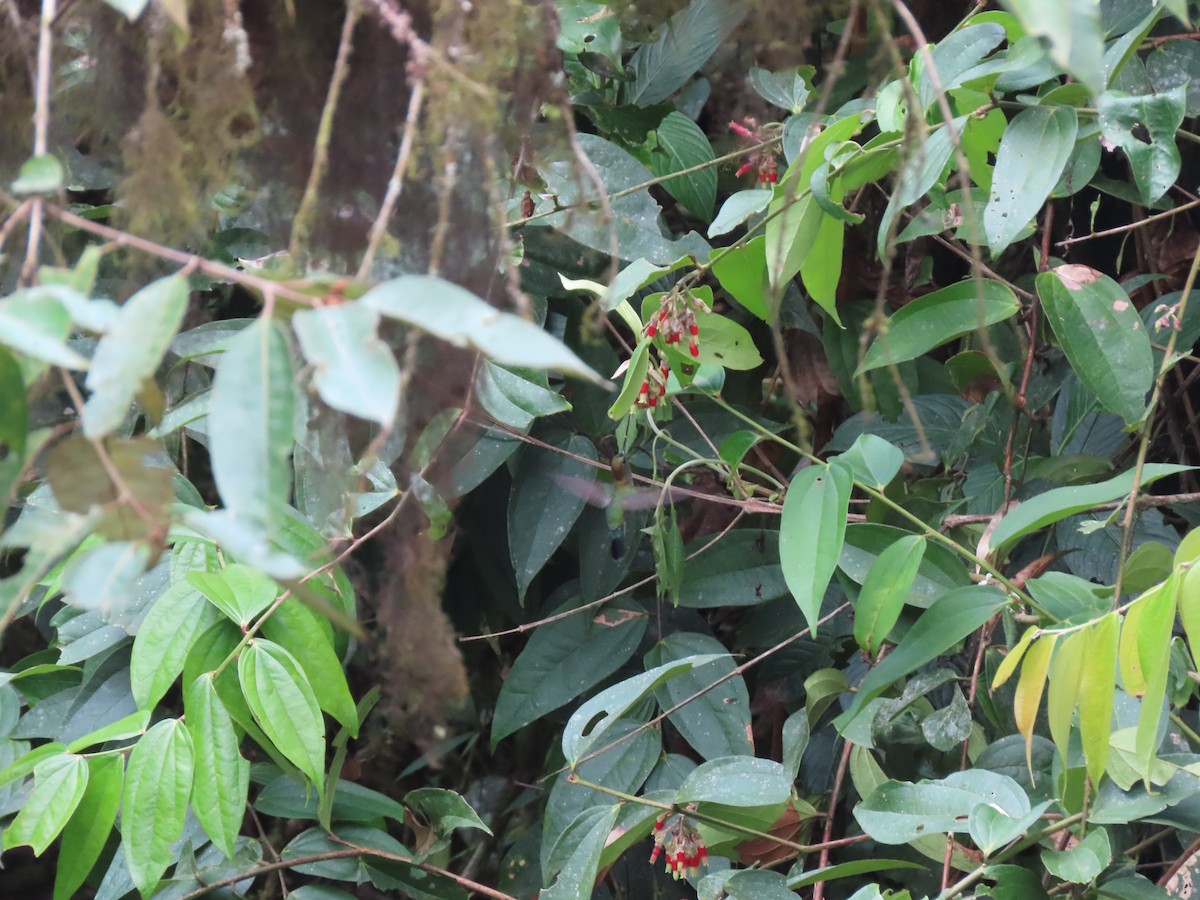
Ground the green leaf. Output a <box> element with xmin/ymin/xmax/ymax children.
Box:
<box><xmin>917</xmin><ymin>23</ymin><xmax>1006</xmax><ymax>111</ymax></box>
<box><xmin>749</xmin><ymin>66</ymin><xmax>811</xmax><ymax>113</ymax></box>
<box><xmin>122</xmin><ymin>719</ymin><xmax>194</xmax><ymax>896</ymax></box>
<box><xmin>1042</xmin><ymin>827</ymin><xmax>1111</xmax><ymax>883</ymax></box>
<box><xmin>363</xmin><ymin>274</ymin><xmax>602</xmax><ymax>382</ymax></box>
<box><xmin>623</xmin><ymin>0</ymin><xmax>748</xmax><ymax>106</ymax></box>
<box><xmin>3</xmin><ymin>753</ymin><xmax>88</xmax><ymax>855</ymax></box>
<box><xmin>677</xmin><ymin>529</ymin><xmax>789</xmax><ymax>608</ymax></box>
<box><xmin>983</xmin><ymin>105</ymin><xmax>1077</xmax><ymax>256</ymax></box>
<box><xmin>188</xmin><ymin>563</ymin><xmax>278</xmax><ymax>627</ymax></box>
<box><xmin>779</xmin><ymin>463</ymin><xmax>852</xmax><ymax>634</ymax></box>
<box><xmin>693</xmin><ymin>311</ymin><xmax>763</xmax><ymax>370</ymax></box>
<box><xmin>67</xmin><ymin>710</ymin><xmax>151</xmax><ymax>752</ymax></box>
<box><xmin>1047</xmin><ymin>628</ymin><xmax>1086</xmax><ymax>769</ymax></box>
<box><xmin>1000</xmin><ymin>0</ymin><xmax>1104</xmax><ymax>95</ymax></box>
<box><xmin>782</xmin><ymin>708</ymin><xmax>810</xmax><ymax>780</ymax></box>
<box><xmin>508</xmin><ymin>435</ymin><xmax>597</xmax><ymax>601</ymax></box>
<box><xmin>405</xmin><ymin>787</ymin><xmax>492</xmax><ymax>837</ymax></box>
<box><xmin>709</xmin><ymin>190</ymin><xmax>771</xmax><ymax>238</ymax></box>
<box><xmin>836</xmin><ymin>585</ymin><xmax>1007</xmax><ymax>730</ymax></box>
<box><xmin>646</xmin><ymin>632</ymin><xmax>752</xmax><ymax>760</ymax></box>
<box><xmin>11</xmin><ymin>154</ymin><xmax>64</xmax><ymax>194</ymax></box>
<box><xmin>1015</xmin><ymin>634</ymin><xmax>1055</xmax><ymax>771</ymax></box>
<box><xmin>676</xmin><ymin>756</ymin><xmax>790</xmax><ymax>807</ymax></box>
<box><xmin>1038</xmin><ymin>265</ymin><xmax>1152</xmax><ymax>425</ymax></box>
<box><xmin>541</xmin><ymin>804</ymin><xmax>620</xmax><ymax>900</ymax></box>
<box><xmin>836</xmin><ymin>433</ymin><xmax>905</xmax><ymax>490</ymax></box>
<box><xmin>0</xmin><ymin>287</ymin><xmax>90</xmax><ymax>370</ymax></box>
<box><xmin>841</xmin><ymin>523</ymin><xmax>969</xmax><ymax>608</ymax></box>
<box><xmin>858</xmin><ymin>279</ymin><xmax>1020</xmax><ymax>376</ymax></box>
<box><xmin>238</xmin><ymin>639</ymin><xmax>326</xmax><ymax>797</ymax></box>
<box><xmin>989</xmin><ymin>464</ymin><xmax>1188</xmax><ymax>550</ymax></box>
<box><xmin>650</xmin><ymin>111</ymin><xmax>716</xmax><ymax>219</ymax></box>
<box><xmin>561</xmin><ymin>653</ymin><xmax>726</xmax><ymax>764</ymax></box>
<box><xmin>703</xmin><ymin>869</ymin><xmax>797</xmax><ymax>900</ymax></box>
<box><xmin>81</xmin><ymin>274</ymin><xmax>188</xmax><ymax>437</ymax></box>
<box><xmin>53</xmin><ymin>754</ymin><xmax>123</xmax><ymax>900</ymax></box>
<box><xmin>855</xmin><ymin>769</ymin><xmax>1029</xmax><ymax>844</ymax></box>
<box><xmin>1078</xmin><ymin>613</ymin><xmax>1118</xmax><ymax>785</ymax></box>
<box><xmin>854</xmin><ymin>535</ymin><xmax>926</xmax><ymax>657</ymax></box>
<box><xmin>767</xmin><ymin>113</ymin><xmax>863</xmax><ymax>288</ymax></box>
<box><xmin>711</xmin><ymin>236</ymin><xmax>770</xmax><ymax>321</ymax></box>
<box><xmin>607</xmin><ymin>339</ymin><xmax>650</xmax><ymax>419</ymax></box>
<box><xmin>1098</xmin><ymin>86</ymin><xmax>1187</xmax><ymax>205</ymax></box>
<box><xmin>876</xmin><ymin>119</ymin><xmax>962</xmax><ymax>258</ymax></box>
<box><xmin>788</xmin><ymin>859</ymin><xmax>925</xmax><ymax>890</ymax></box>
<box><xmin>799</xmin><ymin>203</ymin><xmax>845</xmax><ymax>318</ymax></box>
<box><xmin>1135</xmin><ymin>575</ymin><xmax>1176</xmax><ymax>786</ymax></box>
<box><xmin>261</xmin><ymin>600</ymin><xmax>359</xmax><ymax>735</ymax></box>
<box><xmin>130</xmin><ymin>579</ymin><xmax>222</xmax><ymax>711</ymax></box>
<box><xmin>0</xmin><ymin>346</ymin><xmax>27</xmax><ymax>504</ymax></box>
<box><xmin>207</xmin><ymin>317</ymin><xmax>295</xmax><ymax>531</ymax></box>
<box><xmin>292</xmin><ymin>302</ymin><xmax>401</xmax><ymax>425</ymax></box>
<box><xmin>492</xmin><ymin>598</ymin><xmax>646</xmax><ymax>744</ymax></box>
<box><xmin>184</xmin><ymin>674</ymin><xmax>250</xmax><ymax>860</ymax></box>
<box><xmin>0</xmin><ymin>742</ymin><xmax>68</xmax><ymax>790</ymax></box>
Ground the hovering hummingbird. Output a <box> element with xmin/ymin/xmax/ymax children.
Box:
<box><xmin>556</xmin><ymin>453</ymin><xmax>665</xmax><ymax>559</ymax></box>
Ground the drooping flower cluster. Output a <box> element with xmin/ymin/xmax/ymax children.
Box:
<box><xmin>730</xmin><ymin>118</ymin><xmax>779</xmax><ymax>184</ymax></box>
<box><xmin>635</xmin><ymin>290</ymin><xmax>707</xmax><ymax>409</ymax></box>
<box><xmin>648</xmin><ymin>810</ymin><xmax>708</xmax><ymax>880</ymax></box>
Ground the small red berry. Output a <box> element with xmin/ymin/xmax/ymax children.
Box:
<box><xmin>688</xmin><ymin>323</ymin><xmax>698</xmax><ymax>336</ymax></box>
<box><xmin>689</xmin><ymin>343</ymin><xmax>699</xmax><ymax>358</ymax></box>
<box><xmin>647</xmin><ymin>323</ymin><xmax>657</xmax><ymax>337</ymax></box>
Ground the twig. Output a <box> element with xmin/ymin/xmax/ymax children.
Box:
<box><xmin>811</xmin><ymin>739</ymin><xmax>853</xmax><ymax>900</ymax></box>
<box><xmin>358</xmin><ymin>77</ymin><xmax>426</xmax><ymax>279</ymax></box>
<box><xmin>21</xmin><ymin>0</ymin><xmax>56</xmax><ymax>284</ymax></box>
<box><xmin>1056</xmin><ymin>197</ymin><xmax>1200</xmax><ymax>248</ymax></box>
<box><xmin>288</xmin><ymin>1</ymin><xmax>360</xmax><ymax>264</ymax></box>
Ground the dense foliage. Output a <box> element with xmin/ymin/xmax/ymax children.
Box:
<box><xmin>5</xmin><ymin>0</ymin><xmax>1200</xmax><ymax>898</ymax></box>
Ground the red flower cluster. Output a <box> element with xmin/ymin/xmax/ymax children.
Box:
<box><xmin>645</xmin><ymin>290</ymin><xmax>705</xmax><ymax>358</ymax></box>
<box><xmin>636</xmin><ymin>355</ymin><xmax>670</xmax><ymax>408</ymax></box>
<box><xmin>730</xmin><ymin>118</ymin><xmax>779</xmax><ymax>184</ymax></box>
<box><xmin>649</xmin><ymin>811</ymin><xmax>708</xmax><ymax>880</ymax></box>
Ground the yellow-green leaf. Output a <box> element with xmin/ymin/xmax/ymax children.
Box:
<box><xmin>992</xmin><ymin>625</ymin><xmax>1039</xmax><ymax>690</ymax></box>
<box><xmin>1047</xmin><ymin>629</ymin><xmax>1086</xmax><ymax>769</ymax></box>
<box><xmin>1078</xmin><ymin>614</ymin><xmax>1118</xmax><ymax>786</ymax></box>
<box><xmin>1015</xmin><ymin>635</ymin><xmax>1055</xmax><ymax>775</ymax></box>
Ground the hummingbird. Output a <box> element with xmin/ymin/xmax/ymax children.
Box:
<box><xmin>556</xmin><ymin>453</ymin><xmax>664</xmax><ymax>559</ymax></box>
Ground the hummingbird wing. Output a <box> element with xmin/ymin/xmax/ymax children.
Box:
<box><xmin>553</xmin><ymin>473</ymin><xmax>612</xmax><ymax>508</ymax></box>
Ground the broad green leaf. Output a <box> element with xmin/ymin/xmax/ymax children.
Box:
<box><xmin>1042</xmin><ymin>827</ymin><xmax>1111</xmax><ymax>884</ymax></box>
<box><xmin>1098</xmin><ymin>86</ymin><xmax>1187</xmax><ymax>205</ymax></box>
<box><xmin>646</xmin><ymin>632</ymin><xmax>752</xmax><ymax>760</ymax></box>
<box><xmin>709</xmin><ymin>190</ymin><xmax>771</xmax><ymax>238</ymax></box>
<box><xmin>492</xmin><ymin>598</ymin><xmax>646</xmax><ymax>744</ymax></box>
<box><xmin>0</xmin><ymin>288</ymin><xmax>90</xmax><ymax>371</ymax></box>
<box><xmin>188</xmin><ymin>563</ymin><xmax>278</xmax><ymax>627</ymax></box>
<box><xmin>1036</xmin><ymin>265</ymin><xmax>1153</xmax><ymax>425</ymax></box>
<box><xmin>836</xmin><ymin>434</ymin><xmax>904</xmax><ymax>491</ymax></box>
<box><xmin>67</xmin><ymin>710</ymin><xmax>151</xmax><ymax>752</ymax></box>
<box><xmin>1047</xmin><ymin>629</ymin><xmax>1086</xmax><ymax>768</ymax></box>
<box><xmin>509</xmin><ymin>435</ymin><xmax>597</xmax><ymax>601</ymax></box>
<box><xmin>363</xmin><ymin>274</ymin><xmax>602</xmax><ymax>381</ymax></box>
<box><xmin>968</xmin><ymin>798</ymin><xmax>1052</xmax><ymax>858</ymax></box>
<box><xmin>623</xmin><ymin>0</ymin><xmax>747</xmax><ymax>105</ymax></box>
<box><xmin>990</xmin><ymin>464</ymin><xmax>1189</xmax><ymax>550</ymax></box>
<box><xmin>1015</xmin><ymin>634</ymin><xmax>1055</xmax><ymax>773</ymax></box>
<box><xmin>782</xmin><ymin>708</ymin><xmax>810</xmax><ymax>780</ymax></box>
<box><xmin>711</xmin><ymin>236</ymin><xmax>770</xmax><ymax>321</ymax></box>
<box><xmin>855</xmin><ymin>769</ymin><xmax>1030</xmax><ymax>844</ymax></box>
<box><xmin>238</xmin><ymin>639</ymin><xmax>326</xmax><ymax>796</ymax></box>
<box><xmin>11</xmin><ymin>154</ymin><xmax>64</xmax><ymax>194</ymax></box>
<box><xmin>779</xmin><ymin>463</ymin><xmax>852</xmax><ymax>634</ymax></box>
<box><xmin>650</xmin><ymin>111</ymin><xmax>716</xmax><ymax>219</ymax></box>
<box><xmin>561</xmin><ymin>654</ymin><xmax>725</xmax><ymax>764</ymax></box>
<box><xmin>1119</xmin><ymin>592</ymin><xmax>1150</xmax><ymax>697</ymax></box>
<box><xmin>917</xmin><ymin>23</ymin><xmax>1006</xmax><ymax>110</ymax></box>
<box><xmin>677</xmin><ymin>529</ymin><xmax>789</xmax><ymax>608</ymax></box>
<box><xmin>702</xmin><ymin>869</ymin><xmax>796</xmax><ymax>900</ymax></box>
<box><xmin>1146</xmin><ymin>39</ymin><xmax>1200</xmax><ymax>116</ymax></box>
<box><xmin>854</xmin><ymin>535</ymin><xmax>926</xmax><ymax>657</ymax></box>
<box><xmin>789</xmin><ymin>859</ymin><xmax>925</xmax><ymax>890</ymax></box>
<box><xmin>82</xmin><ymin>274</ymin><xmax>188</xmax><ymax>437</ymax></box>
<box><xmin>692</xmin><ymin>310</ymin><xmax>763</xmax><ymax>370</ymax></box>
<box><xmin>1079</xmin><ymin>613</ymin><xmax>1118</xmax><ymax>785</ymax></box>
<box><xmin>767</xmin><ymin>114</ymin><xmax>863</xmax><ymax>288</ymax></box>
<box><xmin>261</xmin><ymin>600</ymin><xmax>358</xmax><ymax>735</ymax></box>
<box><xmin>1000</xmin><ymin>0</ymin><xmax>1104</xmax><ymax>94</ymax></box>
<box><xmin>405</xmin><ymin>787</ymin><xmax>491</xmax><ymax>838</ymax></box>
<box><xmin>122</xmin><ymin>719</ymin><xmax>194</xmax><ymax>896</ymax></box>
<box><xmin>53</xmin><ymin>754</ymin><xmax>123</xmax><ymax>900</ymax></box>
<box><xmin>857</xmin><ymin>279</ymin><xmax>1020</xmax><ymax>376</ymax></box>
<box><xmin>983</xmin><ymin>105</ymin><xmax>1077</xmax><ymax>256</ymax></box>
<box><xmin>675</xmin><ymin>756</ymin><xmax>790</xmax><ymax>807</ymax></box>
<box><xmin>207</xmin><ymin>317</ymin><xmax>295</xmax><ymax>531</ymax></box>
<box><xmin>1180</xmin><ymin>563</ymin><xmax>1200</xmax><ymax>665</ymax></box>
<box><xmin>607</xmin><ymin>339</ymin><xmax>650</xmax><ymax>419</ymax></box>
<box><xmin>3</xmin><ymin>753</ymin><xmax>88</xmax><ymax>855</ymax></box>
<box><xmin>185</xmin><ymin>674</ymin><xmax>250</xmax><ymax>860</ymax></box>
<box><xmin>836</xmin><ymin>585</ymin><xmax>1007</xmax><ymax>730</ymax></box>
<box><xmin>799</xmin><ymin>202</ymin><xmax>845</xmax><ymax>320</ymax></box>
<box><xmin>0</xmin><ymin>742</ymin><xmax>68</xmax><ymax>790</ymax></box>
<box><xmin>130</xmin><ymin>579</ymin><xmax>222</xmax><ymax>710</ymax></box>
<box><xmin>749</xmin><ymin>66</ymin><xmax>811</xmax><ymax>112</ymax></box>
<box><xmin>541</xmin><ymin>804</ymin><xmax>620</xmax><ymax>900</ymax></box>
<box><xmin>292</xmin><ymin>302</ymin><xmax>400</xmax><ymax>425</ymax></box>
<box><xmin>876</xmin><ymin>119</ymin><xmax>962</xmax><ymax>258</ymax></box>
<box><xmin>1135</xmin><ymin>574</ymin><xmax>1177</xmax><ymax>785</ymax></box>
<box><xmin>840</xmin><ymin>523</ymin><xmax>970</xmax><ymax>608</ymax></box>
